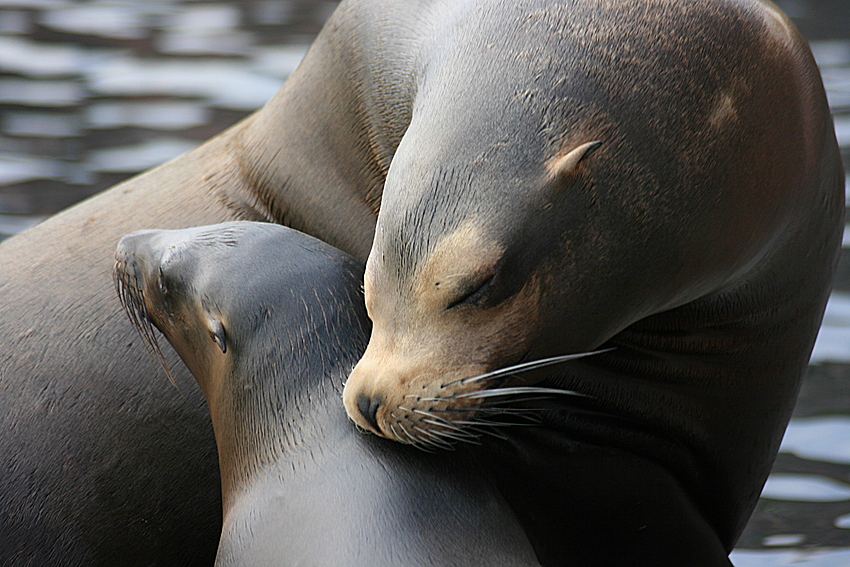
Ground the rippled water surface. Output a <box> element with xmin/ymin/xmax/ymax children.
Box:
<box><xmin>3</xmin><ymin>1</ymin><xmax>850</xmax><ymax>564</ymax></box>
<box><xmin>0</xmin><ymin>0</ymin><xmax>332</xmax><ymax>231</ymax></box>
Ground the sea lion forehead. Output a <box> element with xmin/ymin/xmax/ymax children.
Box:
<box><xmin>364</xmin><ymin>217</ymin><xmax>509</xmax><ymax>326</ymax></box>
<box><xmin>415</xmin><ymin>220</ymin><xmax>504</xmax><ymax>293</ymax></box>
<box><xmin>144</xmin><ymin>223</ymin><xmax>248</xmax><ymax>263</ymax></box>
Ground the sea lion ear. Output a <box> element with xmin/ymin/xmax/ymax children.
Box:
<box><xmin>548</xmin><ymin>140</ymin><xmax>603</xmax><ymax>179</ymax></box>
<box><xmin>206</xmin><ymin>315</ymin><xmax>227</xmax><ymax>354</ymax></box>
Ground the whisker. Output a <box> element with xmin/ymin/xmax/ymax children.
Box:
<box><xmin>452</xmin><ymin>349</ymin><xmax>613</xmax><ymax>387</ymax></box>
<box><xmin>454</xmin><ymin>416</ymin><xmax>539</xmax><ymax>427</ymax></box>
<box><xmin>409</xmin><ymin>432</ymin><xmax>442</xmax><ymax>451</ymax></box>
<box><xmin>427</xmin><ymin>406</ymin><xmax>537</xmax><ymax>415</ymax></box>
<box><xmin>113</xmin><ymin>264</ymin><xmax>182</xmax><ymax>392</ymax></box>
<box><xmin>428</xmin><ymin>430</ymin><xmax>463</xmax><ymax>449</ymax></box>
<box><xmin>410</xmin><ymin>408</ymin><xmax>465</xmax><ymax>431</ymax></box>
<box><xmin>396</xmin><ymin>422</ymin><xmax>428</xmax><ymax>450</ymax></box>
<box><xmin>402</xmin><ymin>406</ymin><xmax>465</xmax><ymax>445</ymax></box>
<box><xmin>389</xmin><ymin>423</ymin><xmax>411</xmax><ymax>446</ymax></box>
<box><xmin>412</xmin><ymin>425</ymin><xmax>455</xmax><ymax>450</ymax></box>
<box><xmin>420</xmin><ymin>418</ymin><xmax>479</xmax><ymax>441</ymax></box>
<box><xmin>425</xmin><ymin>406</ymin><xmax>542</xmax><ymax>434</ymax></box>
<box><xmin>443</xmin><ymin>386</ymin><xmax>587</xmax><ymax>401</ymax></box>
<box><xmin>428</xmin><ymin>406</ymin><xmax>535</xmax><ymax>415</ymax></box>
<box><xmin>432</xmin><ymin>431</ymin><xmax>480</xmax><ymax>446</ymax></box>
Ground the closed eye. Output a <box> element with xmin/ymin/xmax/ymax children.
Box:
<box><xmin>447</xmin><ymin>274</ymin><xmax>494</xmax><ymax>310</ymax></box>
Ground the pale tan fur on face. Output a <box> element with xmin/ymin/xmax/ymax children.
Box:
<box><xmin>343</xmin><ymin>220</ymin><xmax>542</xmax><ymax>445</ymax></box>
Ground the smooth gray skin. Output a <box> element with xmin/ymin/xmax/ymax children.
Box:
<box><xmin>114</xmin><ymin>221</ymin><xmax>540</xmax><ymax>567</ymax></box>
<box><xmin>0</xmin><ymin>0</ymin><xmax>841</xmax><ymax>563</ymax></box>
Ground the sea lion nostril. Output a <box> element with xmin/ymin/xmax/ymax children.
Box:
<box><xmin>357</xmin><ymin>393</ymin><xmax>382</xmax><ymax>432</ymax></box>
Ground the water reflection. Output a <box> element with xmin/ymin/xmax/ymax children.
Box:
<box><xmin>0</xmin><ymin>0</ymin><xmax>330</xmax><ymax>227</ymax></box>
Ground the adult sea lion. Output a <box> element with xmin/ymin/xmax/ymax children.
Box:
<box><xmin>340</xmin><ymin>0</ymin><xmax>844</xmax><ymax>560</ymax></box>
<box><xmin>113</xmin><ymin>221</ymin><xmax>540</xmax><ymax>567</ymax></box>
<box><xmin>0</xmin><ymin>0</ymin><xmax>840</xmax><ymax>563</ymax></box>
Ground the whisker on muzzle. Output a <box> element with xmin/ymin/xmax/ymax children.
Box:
<box><xmin>113</xmin><ymin>258</ymin><xmax>181</xmax><ymax>390</ymax></box>
<box><xmin>450</xmin><ymin>349</ymin><xmax>613</xmax><ymax>388</ymax></box>
<box><xmin>380</xmin><ymin>351</ymin><xmax>608</xmax><ymax>449</ymax></box>
<box><xmin>438</xmin><ymin>386</ymin><xmax>588</xmax><ymax>401</ymax></box>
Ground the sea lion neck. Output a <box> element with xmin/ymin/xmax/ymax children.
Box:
<box><xmin>207</xmin><ymin>246</ymin><xmax>370</xmax><ymax>506</ymax></box>
<box><xmin>214</xmin><ymin>365</ymin><xmax>355</xmax><ymax>509</ymax></box>
<box><xmin>230</xmin><ymin>0</ymin><xmax>451</xmax><ymax>263</ymax></box>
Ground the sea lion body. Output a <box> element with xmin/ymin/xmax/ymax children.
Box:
<box><xmin>113</xmin><ymin>221</ymin><xmax>540</xmax><ymax>567</ymax></box>
<box><xmin>0</xmin><ymin>0</ymin><xmax>840</xmax><ymax>562</ymax></box>
<box><xmin>341</xmin><ymin>0</ymin><xmax>844</xmax><ymax>559</ymax></box>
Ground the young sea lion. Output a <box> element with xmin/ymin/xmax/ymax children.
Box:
<box><xmin>113</xmin><ymin>221</ymin><xmax>539</xmax><ymax>567</ymax></box>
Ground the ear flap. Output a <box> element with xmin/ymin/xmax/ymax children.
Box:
<box><xmin>206</xmin><ymin>315</ymin><xmax>227</xmax><ymax>354</ymax></box>
<box><xmin>548</xmin><ymin>140</ymin><xmax>602</xmax><ymax>179</ymax></box>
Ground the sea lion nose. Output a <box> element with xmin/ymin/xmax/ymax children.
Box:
<box><xmin>357</xmin><ymin>393</ymin><xmax>382</xmax><ymax>433</ymax></box>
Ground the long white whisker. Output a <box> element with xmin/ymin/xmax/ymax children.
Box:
<box><xmin>420</xmin><ymin>418</ymin><xmax>478</xmax><ymax>439</ymax></box>
<box><xmin>411</xmin><ymin>409</ymin><xmax>464</xmax><ymax>431</ymax></box>
<box><xmin>452</xmin><ymin>349</ymin><xmax>613</xmax><ymax>387</ymax></box>
<box><xmin>444</xmin><ymin>386</ymin><xmax>587</xmax><ymax>401</ymax></box>
<box><xmin>396</xmin><ymin>422</ymin><xmax>429</xmax><ymax>450</ymax></box>
<box><xmin>412</xmin><ymin>425</ymin><xmax>455</xmax><ymax>450</ymax></box>
<box><xmin>420</xmin><ymin>421</ymin><xmax>480</xmax><ymax>444</ymax></box>
<box><xmin>429</xmin><ymin>406</ymin><xmax>534</xmax><ymax>415</ymax></box>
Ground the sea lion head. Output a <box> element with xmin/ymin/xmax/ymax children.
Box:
<box><xmin>114</xmin><ymin>221</ymin><xmax>369</xmax><ymax>411</ymax></box>
<box><xmin>343</xmin><ymin>135</ymin><xmax>609</xmax><ymax>447</ymax></box>
<box><xmin>113</xmin><ymin>224</ymin><xmax>249</xmax><ymax>401</ymax></box>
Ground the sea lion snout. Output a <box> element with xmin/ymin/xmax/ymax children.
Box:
<box><xmin>343</xmin><ymin>217</ymin><xmax>549</xmax><ymax>445</ymax></box>
<box><xmin>343</xmin><ymin>340</ymin><xmax>495</xmax><ymax>445</ymax></box>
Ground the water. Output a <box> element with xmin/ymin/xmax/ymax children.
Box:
<box><xmin>0</xmin><ymin>0</ymin><xmax>331</xmax><ymax>227</ymax></box>
<box><xmin>2</xmin><ymin>1</ymin><xmax>850</xmax><ymax>563</ymax></box>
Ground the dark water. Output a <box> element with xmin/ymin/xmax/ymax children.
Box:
<box><xmin>2</xmin><ymin>1</ymin><xmax>850</xmax><ymax>563</ymax></box>
<box><xmin>0</xmin><ymin>0</ymin><xmax>336</xmax><ymax>232</ymax></box>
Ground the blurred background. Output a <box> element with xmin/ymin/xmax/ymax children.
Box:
<box><xmin>0</xmin><ymin>0</ymin><xmax>337</xmax><ymax>235</ymax></box>
<box><xmin>2</xmin><ymin>1</ymin><xmax>850</xmax><ymax>564</ymax></box>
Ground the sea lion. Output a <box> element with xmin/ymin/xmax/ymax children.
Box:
<box><xmin>0</xmin><ymin>0</ymin><xmax>840</xmax><ymax>562</ymax></box>
<box><xmin>114</xmin><ymin>221</ymin><xmax>737</xmax><ymax>565</ymax></box>
<box><xmin>340</xmin><ymin>0</ymin><xmax>844</xmax><ymax>559</ymax></box>
<box><xmin>113</xmin><ymin>221</ymin><xmax>540</xmax><ymax>567</ymax></box>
